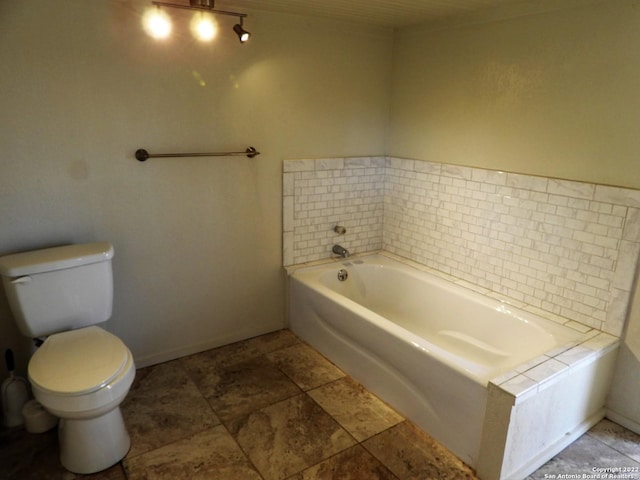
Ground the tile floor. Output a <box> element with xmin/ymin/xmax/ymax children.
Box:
<box><xmin>1</xmin><ymin>329</ymin><xmax>639</xmax><ymax>480</ymax></box>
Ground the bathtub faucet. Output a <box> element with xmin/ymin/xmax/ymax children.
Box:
<box><xmin>332</xmin><ymin>244</ymin><xmax>350</xmax><ymax>258</ymax></box>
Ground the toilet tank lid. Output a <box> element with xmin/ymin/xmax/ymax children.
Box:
<box><xmin>0</xmin><ymin>242</ymin><xmax>114</xmax><ymax>277</ymax></box>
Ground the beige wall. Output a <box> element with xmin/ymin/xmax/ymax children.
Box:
<box><xmin>0</xmin><ymin>0</ymin><xmax>393</xmax><ymax>370</ymax></box>
<box><xmin>388</xmin><ymin>0</ymin><xmax>640</xmax><ymax>189</ymax></box>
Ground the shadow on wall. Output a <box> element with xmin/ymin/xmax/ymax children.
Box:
<box><xmin>0</xmin><ymin>286</ymin><xmax>31</xmax><ymax>380</ymax></box>
<box><xmin>608</xmin><ymin>341</ymin><xmax>640</xmax><ymax>426</ymax></box>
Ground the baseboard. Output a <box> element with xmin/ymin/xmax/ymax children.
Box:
<box><xmin>132</xmin><ymin>325</ymin><xmax>285</xmax><ymax>368</ymax></box>
<box><xmin>605</xmin><ymin>409</ymin><xmax>640</xmax><ymax>436</ymax></box>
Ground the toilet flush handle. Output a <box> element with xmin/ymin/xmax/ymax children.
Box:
<box><xmin>10</xmin><ymin>276</ymin><xmax>31</xmax><ymax>284</ymax></box>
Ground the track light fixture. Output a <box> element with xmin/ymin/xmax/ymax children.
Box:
<box><xmin>233</xmin><ymin>17</ymin><xmax>250</xmax><ymax>43</ymax></box>
<box><xmin>146</xmin><ymin>0</ymin><xmax>251</xmax><ymax>43</ymax></box>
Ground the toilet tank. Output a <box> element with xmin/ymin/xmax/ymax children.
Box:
<box><xmin>0</xmin><ymin>242</ymin><xmax>114</xmax><ymax>338</ymax></box>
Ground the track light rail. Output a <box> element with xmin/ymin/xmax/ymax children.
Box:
<box><xmin>135</xmin><ymin>147</ymin><xmax>260</xmax><ymax>162</ymax></box>
<box><xmin>151</xmin><ymin>1</ymin><xmax>247</xmax><ymax>19</ymax></box>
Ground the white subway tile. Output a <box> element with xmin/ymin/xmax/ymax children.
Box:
<box><xmin>315</xmin><ymin>158</ymin><xmax>344</xmax><ymax>170</ymax></box>
<box><xmin>283</xmin><ymin>173</ymin><xmax>295</xmax><ymax>196</ymax></box>
<box><xmin>622</xmin><ymin>208</ymin><xmax>640</xmax><ymax>241</ymax></box>
<box><xmin>605</xmin><ymin>288</ymin><xmax>632</xmax><ymax>336</ymax></box>
<box><xmin>506</xmin><ymin>173</ymin><xmax>548</xmax><ymax>192</ymax></box>
<box><xmin>387</xmin><ymin>157</ymin><xmax>415</xmax><ymax>171</ymax></box>
<box><xmin>567</xmin><ymin>197</ymin><xmax>590</xmax><ymax>210</ymax></box>
<box><xmin>590</xmin><ymin>201</ymin><xmax>613</xmax><ymax>214</ymax></box>
<box><xmin>471</xmin><ymin>168</ymin><xmax>507</xmax><ymax>185</ymax></box>
<box><xmin>548</xmin><ymin>194</ymin><xmax>570</xmax><ymax>207</ymax></box>
<box><xmin>597</xmin><ymin>213</ymin><xmax>624</xmax><ymax>228</ymax></box>
<box><xmin>524</xmin><ymin>358</ymin><xmax>568</xmax><ymax>383</ymax></box>
<box><xmin>344</xmin><ymin>156</ymin><xmax>372</xmax><ymax>168</ymax></box>
<box><xmin>583</xmin><ymin>332</ymin><xmax>618</xmax><ymax>351</ymax></box>
<box><xmin>613</xmin><ymin>240</ymin><xmax>640</xmax><ymax>290</ymax></box>
<box><xmin>283</xmin><ymin>234</ymin><xmax>294</xmax><ymax>266</ymax></box>
<box><xmin>547</xmin><ymin>179</ymin><xmax>595</xmax><ymax>200</ymax></box>
<box><xmin>612</xmin><ymin>205</ymin><xmax>628</xmax><ymax>217</ymax></box>
<box><xmin>413</xmin><ymin>159</ymin><xmax>442</xmax><ymax>174</ymax></box>
<box><xmin>595</xmin><ymin>184</ymin><xmax>640</xmax><ymax>207</ymax></box>
<box><xmin>500</xmin><ymin>374</ymin><xmax>538</xmax><ymax>398</ymax></box>
<box><xmin>283</xmin><ymin>159</ymin><xmax>315</xmax><ymax>172</ymax></box>
<box><xmin>442</xmin><ymin>164</ymin><xmax>472</xmax><ymax>180</ymax></box>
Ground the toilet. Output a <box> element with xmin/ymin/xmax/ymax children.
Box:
<box><xmin>0</xmin><ymin>242</ymin><xmax>135</xmax><ymax>474</ymax></box>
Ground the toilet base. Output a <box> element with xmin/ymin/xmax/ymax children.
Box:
<box><xmin>58</xmin><ymin>406</ymin><xmax>131</xmax><ymax>474</ymax></box>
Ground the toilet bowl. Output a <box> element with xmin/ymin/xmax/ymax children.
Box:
<box><xmin>0</xmin><ymin>242</ymin><xmax>135</xmax><ymax>474</ymax></box>
<box><xmin>29</xmin><ymin>326</ymin><xmax>135</xmax><ymax>474</ymax></box>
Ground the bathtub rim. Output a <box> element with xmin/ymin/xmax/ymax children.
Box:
<box><xmin>286</xmin><ymin>249</ymin><xmax>597</xmax><ymax>339</ymax></box>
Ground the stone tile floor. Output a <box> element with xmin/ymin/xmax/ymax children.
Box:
<box><xmin>1</xmin><ymin>329</ymin><xmax>639</xmax><ymax>479</ymax></box>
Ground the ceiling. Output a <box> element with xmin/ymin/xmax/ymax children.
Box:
<box><xmin>214</xmin><ymin>0</ymin><xmax>574</xmax><ymax>28</ymax></box>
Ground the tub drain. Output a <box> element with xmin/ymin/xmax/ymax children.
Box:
<box><xmin>337</xmin><ymin>269</ymin><xmax>348</xmax><ymax>281</ymax></box>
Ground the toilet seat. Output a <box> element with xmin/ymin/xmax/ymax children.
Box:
<box><xmin>29</xmin><ymin>326</ymin><xmax>128</xmax><ymax>396</ymax></box>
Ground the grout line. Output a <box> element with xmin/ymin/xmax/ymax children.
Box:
<box><xmin>585</xmin><ymin>427</ymin><xmax>640</xmax><ymax>467</ymax></box>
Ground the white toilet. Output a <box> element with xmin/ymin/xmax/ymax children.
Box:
<box><xmin>0</xmin><ymin>242</ymin><xmax>135</xmax><ymax>474</ymax></box>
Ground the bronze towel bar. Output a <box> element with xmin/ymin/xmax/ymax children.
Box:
<box><xmin>135</xmin><ymin>147</ymin><xmax>260</xmax><ymax>162</ymax></box>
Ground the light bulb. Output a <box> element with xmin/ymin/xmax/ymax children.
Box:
<box><xmin>191</xmin><ymin>13</ymin><xmax>217</xmax><ymax>42</ymax></box>
<box><xmin>143</xmin><ymin>8</ymin><xmax>172</xmax><ymax>40</ymax></box>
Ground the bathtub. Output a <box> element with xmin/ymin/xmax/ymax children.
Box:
<box><xmin>288</xmin><ymin>253</ymin><xmax>587</xmax><ymax>470</ymax></box>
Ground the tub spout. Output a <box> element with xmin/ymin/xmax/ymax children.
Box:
<box><xmin>332</xmin><ymin>245</ymin><xmax>350</xmax><ymax>258</ymax></box>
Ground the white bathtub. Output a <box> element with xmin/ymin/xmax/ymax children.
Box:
<box><xmin>288</xmin><ymin>253</ymin><xmax>586</xmax><ymax>469</ymax></box>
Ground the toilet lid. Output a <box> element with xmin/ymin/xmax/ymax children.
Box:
<box><xmin>29</xmin><ymin>326</ymin><xmax>129</xmax><ymax>395</ymax></box>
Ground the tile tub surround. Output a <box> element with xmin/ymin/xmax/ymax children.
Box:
<box><xmin>283</xmin><ymin>156</ymin><xmax>640</xmax><ymax>336</ymax></box>
<box><xmin>283</xmin><ymin>157</ymin><xmax>386</xmax><ymax>266</ymax></box>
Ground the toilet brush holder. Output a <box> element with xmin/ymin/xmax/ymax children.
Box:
<box><xmin>2</xmin><ymin>349</ymin><xmax>29</xmax><ymax>427</ymax></box>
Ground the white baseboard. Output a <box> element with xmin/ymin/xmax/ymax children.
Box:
<box><xmin>132</xmin><ymin>326</ymin><xmax>285</xmax><ymax>369</ymax></box>
<box><xmin>605</xmin><ymin>409</ymin><xmax>640</xmax><ymax>436</ymax></box>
